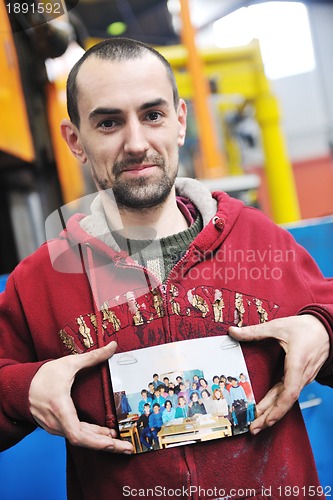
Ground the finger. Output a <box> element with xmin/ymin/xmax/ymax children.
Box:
<box><xmin>250</xmin><ymin>378</ymin><xmax>302</xmax><ymax>435</ymax></box>
<box><xmin>72</xmin><ymin>341</ymin><xmax>118</xmax><ymax>372</ymax></box>
<box><xmin>34</xmin><ymin>414</ymin><xmax>132</xmax><ymax>454</ymax></box>
<box><xmin>249</xmin><ymin>383</ymin><xmax>284</xmax><ymax>434</ymax></box>
<box><xmin>66</xmin><ymin>422</ymin><xmax>134</xmax><ymax>453</ymax></box>
<box><xmin>228</xmin><ymin>318</ymin><xmax>286</xmax><ymax>343</ymax></box>
<box><xmin>79</xmin><ymin>422</ymin><xmax>118</xmax><ymax>438</ymax></box>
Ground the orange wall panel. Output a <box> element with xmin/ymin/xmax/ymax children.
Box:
<box><xmin>249</xmin><ymin>155</ymin><xmax>333</xmax><ymax>220</ymax></box>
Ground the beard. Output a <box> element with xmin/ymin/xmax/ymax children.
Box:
<box><xmin>110</xmin><ymin>154</ymin><xmax>178</xmax><ymax>210</ymax></box>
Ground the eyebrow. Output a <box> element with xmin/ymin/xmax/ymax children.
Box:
<box><xmin>88</xmin><ymin>98</ymin><xmax>169</xmax><ymax>122</ymax></box>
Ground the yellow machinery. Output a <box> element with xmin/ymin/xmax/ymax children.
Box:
<box><xmin>0</xmin><ymin>1</ymin><xmax>85</xmax><ymax>272</ymax></box>
<box><xmin>157</xmin><ymin>40</ymin><xmax>300</xmax><ymax>224</ymax></box>
<box><xmin>0</xmin><ymin>2</ymin><xmax>34</xmax><ymax>162</ymax></box>
<box><xmin>0</xmin><ymin>0</ymin><xmax>84</xmax><ymax>204</ymax></box>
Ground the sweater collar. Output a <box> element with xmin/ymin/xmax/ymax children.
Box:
<box><xmin>78</xmin><ymin>177</ymin><xmax>217</xmax><ymax>250</ymax></box>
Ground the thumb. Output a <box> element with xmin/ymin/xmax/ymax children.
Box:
<box><xmin>73</xmin><ymin>341</ymin><xmax>118</xmax><ymax>371</ymax></box>
<box><xmin>228</xmin><ymin>323</ymin><xmax>270</xmax><ymax>342</ymax></box>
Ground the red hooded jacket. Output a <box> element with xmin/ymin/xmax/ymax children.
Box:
<box><xmin>1</xmin><ymin>178</ymin><xmax>333</xmax><ymax>499</ymax></box>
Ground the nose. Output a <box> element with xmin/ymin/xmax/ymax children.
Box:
<box><xmin>123</xmin><ymin>118</ymin><xmax>149</xmax><ymax>156</ymax></box>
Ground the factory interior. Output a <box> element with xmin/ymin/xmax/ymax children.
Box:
<box><xmin>0</xmin><ymin>0</ymin><xmax>333</xmax><ymax>498</ymax></box>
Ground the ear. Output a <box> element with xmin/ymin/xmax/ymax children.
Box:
<box><xmin>177</xmin><ymin>99</ymin><xmax>187</xmax><ymax>147</ymax></box>
<box><xmin>60</xmin><ymin>119</ymin><xmax>87</xmax><ymax>164</ymax></box>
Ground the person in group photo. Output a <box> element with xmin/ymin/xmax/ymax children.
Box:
<box><xmin>200</xmin><ymin>388</ymin><xmax>216</xmax><ymax>415</ymax></box>
<box><xmin>165</xmin><ymin>386</ymin><xmax>178</xmax><ymax>407</ymax></box>
<box><xmin>148</xmin><ymin>403</ymin><xmax>163</xmax><ymax>447</ymax></box>
<box><xmin>158</xmin><ymin>384</ymin><xmax>169</xmax><ymax>401</ymax></box>
<box><xmin>219</xmin><ymin>378</ymin><xmax>232</xmax><ymax>409</ymax></box>
<box><xmin>238</xmin><ymin>372</ymin><xmax>256</xmax><ymax>424</ymax></box>
<box><xmin>152</xmin><ymin>387</ymin><xmax>166</xmax><ymax>409</ymax></box>
<box><xmin>229</xmin><ymin>377</ymin><xmax>248</xmax><ymax>432</ymax></box>
<box><xmin>162</xmin><ymin>400</ymin><xmax>176</xmax><ymax>424</ymax></box>
<box><xmin>176</xmin><ymin>382</ymin><xmax>190</xmax><ymax>403</ymax></box>
<box><xmin>147</xmin><ymin>382</ymin><xmax>155</xmax><ymax>401</ymax></box>
<box><xmin>136</xmin><ymin>403</ymin><xmax>153</xmax><ymax>451</ymax></box>
<box><xmin>189</xmin><ymin>381</ymin><xmax>200</xmax><ymax>398</ymax></box>
<box><xmin>152</xmin><ymin>373</ymin><xmax>162</xmax><ymax>389</ymax></box>
<box><xmin>174</xmin><ymin>396</ymin><xmax>188</xmax><ymax>418</ymax></box>
<box><xmin>187</xmin><ymin>391</ymin><xmax>207</xmax><ymax>417</ymax></box>
<box><xmin>162</xmin><ymin>377</ymin><xmax>170</xmax><ymax>392</ymax></box>
<box><xmin>211</xmin><ymin>375</ymin><xmax>220</xmax><ymax>392</ymax></box>
<box><xmin>173</xmin><ymin>376</ymin><xmax>184</xmax><ymax>395</ymax></box>
<box><xmin>212</xmin><ymin>388</ymin><xmax>229</xmax><ymax>418</ymax></box>
<box><xmin>198</xmin><ymin>377</ymin><xmax>209</xmax><ymax>393</ymax></box>
<box><xmin>138</xmin><ymin>389</ymin><xmax>150</xmax><ymax>415</ymax></box>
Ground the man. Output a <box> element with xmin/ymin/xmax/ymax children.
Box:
<box><xmin>148</xmin><ymin>403</ymin><xmax>163</xmax><ymax>447</ymax></box>
<box><xmin>152</xmin><ymin>373</ymin><xmax>162</xmax><ymax>389</ymax></box>
<box><xmin>136</xmin><ymin>402</ymin><xmax>153</xmax><ymax>451</ymax></box>
<box><xmin>0</xmin><ymin>37</ymin><xmax>333</xmax><ymax>499</ymax></box>
<box><xmin>138</xmin><ymin>389</ymin><xmax>149</xmax><ymax>415</ymax></box>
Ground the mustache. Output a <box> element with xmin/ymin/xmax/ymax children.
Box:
<box><xmin>113</xmin><ymin>154</ymin><xmax>165</xmax><ymax>175</ymax></box>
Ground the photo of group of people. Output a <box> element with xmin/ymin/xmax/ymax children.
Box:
<box><xmin>109</xmin><ymin>336</ymin><xmax>256</xmax><ymax>453</ymax></box>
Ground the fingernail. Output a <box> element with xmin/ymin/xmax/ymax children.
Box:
<box><xmin>124</xmin><ymin>449</ymin><xmax>133</xmax><ymax>455</ymax></box>
<box><xmin>251</xmin><ymin>427</ymin><xmax>260</xmax><ymax>435</ymax></box>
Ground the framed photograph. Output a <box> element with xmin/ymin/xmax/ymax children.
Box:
<box><xmin>109</xmin><ymin>335</ymin><xmax>256</xmax><ymax>453</ymax></box>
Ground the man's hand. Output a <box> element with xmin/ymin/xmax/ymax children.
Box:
<box><xmin>228</xmin><ymin>315</ymin><xmax>330</xmax><ymax>435</ymax></box>
<box><xmin>29</xmin><ymin>341</ymin><xmax>133</xmax><ymax>454</ymax></box>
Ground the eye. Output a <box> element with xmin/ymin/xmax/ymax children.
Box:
<box><xmin>98</xmin><ymin>119</ymin><xmax>117</xmax><ymax>129</ymax></box>
<box><xmin>146</xmin><ymin>111</ymin><xmax>162</xmax><ymax>122</ymax></box>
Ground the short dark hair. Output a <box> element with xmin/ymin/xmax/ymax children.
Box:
<box><xmin>66</xmin><ymin>37</ymin><xmax>179</xmax><ymax>128</ymax></box>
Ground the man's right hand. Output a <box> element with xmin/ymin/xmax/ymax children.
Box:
<box><xmin>28</xmin><ymin>341</ymin><xmax>133</xmax><ymax>454</ymax></box>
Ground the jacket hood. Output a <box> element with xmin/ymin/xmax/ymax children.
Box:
<box><xmin>57</xmin><ymin>177</ymin><xmax>244</xmax><ymax>260</ymax></box>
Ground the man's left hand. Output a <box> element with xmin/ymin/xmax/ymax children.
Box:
<box><xmin>228</xmin><ymin>315</ymin><xmax>330</xmax><ymax>435</ymax></box>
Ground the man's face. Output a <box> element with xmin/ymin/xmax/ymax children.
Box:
<box><xmin>65</xmin><ymin>54</ymin><xmax>186</xmax><ymax>211</ymax></box>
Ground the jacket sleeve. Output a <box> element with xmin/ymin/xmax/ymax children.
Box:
<box><xmin>292</xmin><ymin>236</ymin><xmax>333</xmax><ymax>386</ymax></box>
<box><xmin>0</xmin><ymin>271</ymin><xmax>47</xmax><ymax>451</ymax></box>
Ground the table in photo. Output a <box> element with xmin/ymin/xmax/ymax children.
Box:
<box><xmin>119</xmin><ymin>416</ymin><xmax>143</xmax><ymax>453</ymax></box>
<box><xmin>158</xmin><ymin>415</ymin><xmax>232</xmax><ymax>449</ymax></box>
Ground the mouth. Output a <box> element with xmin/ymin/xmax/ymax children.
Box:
<box><xmin>120</xmin><ymin>164</ymin><xmax>159</xmax><ymax>176</ymax></box>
